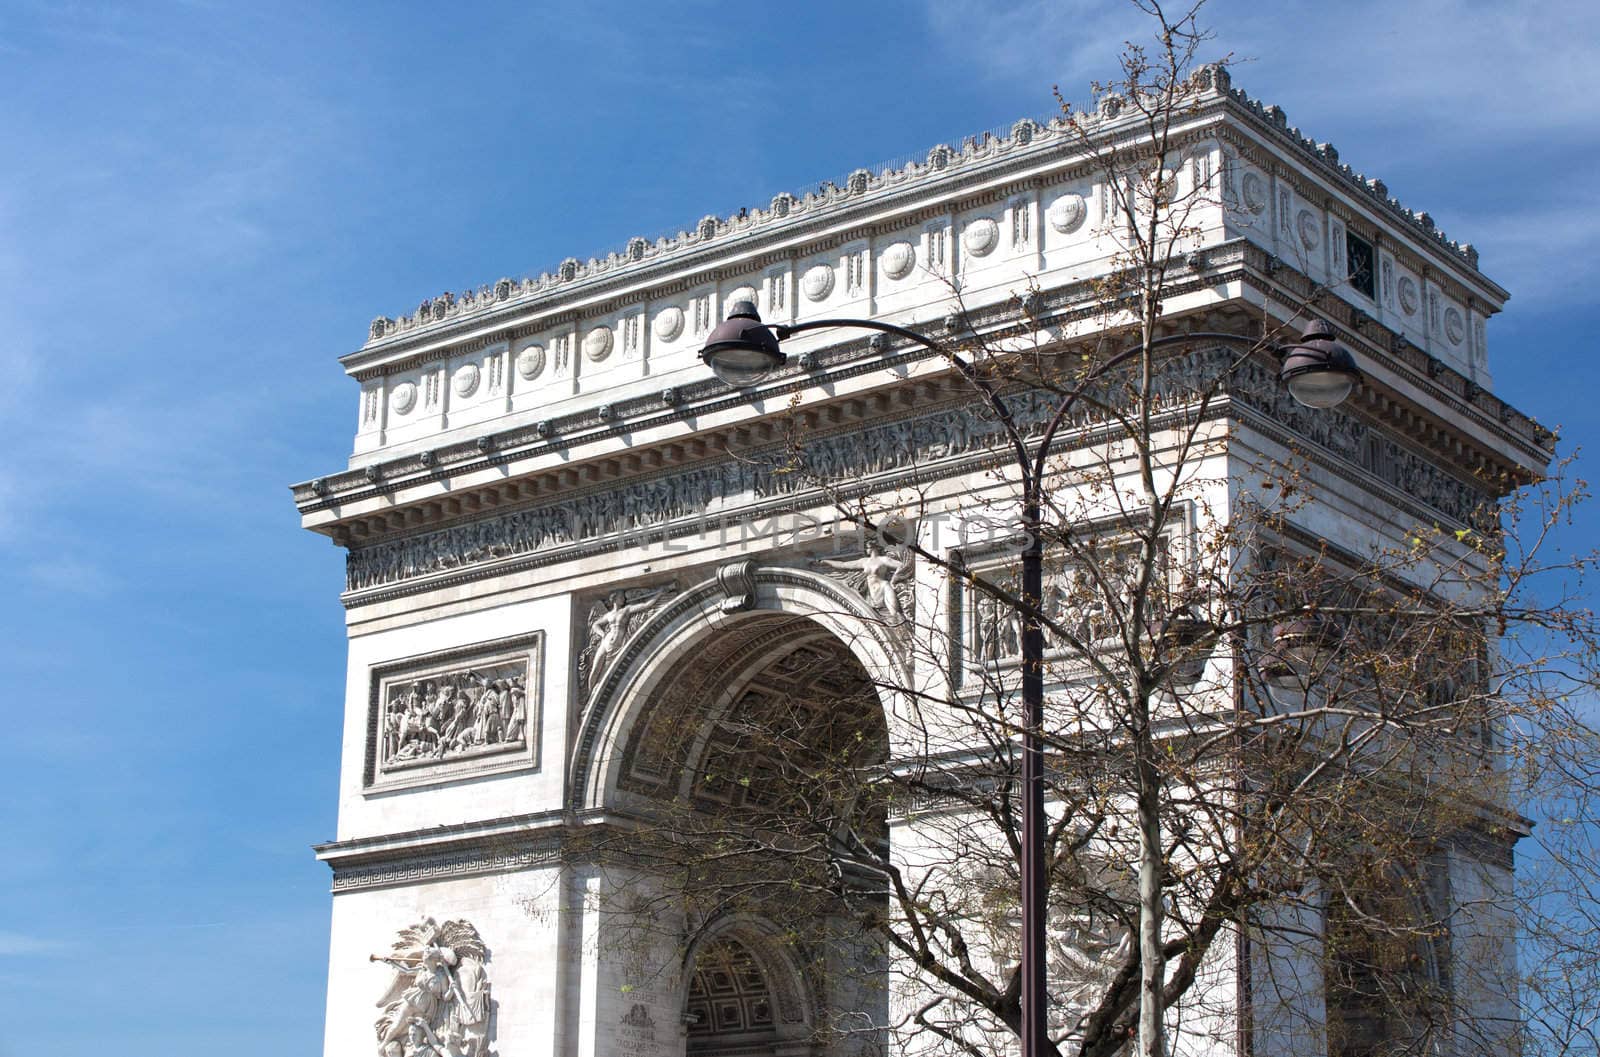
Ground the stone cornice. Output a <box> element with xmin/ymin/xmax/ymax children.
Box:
<box><xmin>1240</xmin><ymin>245</ymin><xmax>1549</xmax><ymax>464</ymax></box>
<box><xmin>341</xmin><ymin>118</ymin><xmax>1221</xmax><ymax>380</ymax></box>
<box><xmin>315</xmin><ymin>810</ymin><xmax>738</xmax><ymax>893</ymax></box>
<box><xmin>316</xmin><ymin>811</ymin><xmax>612</xmax><ymax>893</ymax></box>
<box><xmin>293</xmin><ymin>253</ymin><xmax>1550</xmax><ymax>542</ymax></box>
<box><xmin>334</xmin><ymin>344</ymin><xmax>1512</xmax><ymax>607</ymax></box>
<box><xmin>1214</xmin><ymin>92</ymin><xmax>1493</xmax><ymax>293</ymax></box>
<box><xmin>1212</xmin><ymin>124</ymin><xmax>1500</xmax><ymax>314</ymax></box>
<box><xmin>313</xmin><ymin>772</ymin><xmax>1523</xmax><ymax>895</ymax></box>
<box><xmin>343</xmin><ymin>113</ymin><xmax>1183</xmax><ymax>370</ymax></box>
<box><xmin>315</xmin><ymin>809</ymin><xmax>566</xmax><ymax>863</ymax></box>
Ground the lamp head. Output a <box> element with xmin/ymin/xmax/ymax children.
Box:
<box><xmin>699</xmin><ymin>301</ymin><xmax>785</xmax><ymax>386</ymax></box>
<box><xmin>1278</xmin><ymin>319</ymin><xmax>1361</xmax><ymax>409</ymax></box>
<box><xmin>1265</xmin><ymin>611</ymin><xmax>1342</xmax><ymax>688</ymax></box>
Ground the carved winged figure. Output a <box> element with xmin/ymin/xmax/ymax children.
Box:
<box><xmin>815</xmin><ymin>542</ymin><xmax>913</xmax><ymax>623</ymax></box>
<box><xmin>1045</xmin><ymin>859</ymin><xmax>1139</xmax><ymax>1037</ymax></box>
<box><xmin>1049</xmin><ymin>906</ymin><xmax>1133</xmax><ymax>1033</ymax></box>
<box><xmin>372</xmin><ymin>917</ymin><xmax>491</xmax><ymax>1057</ymax></box>
<box><xmin>584</xmin><ymin>584</ymin><xmax>675</xmax><ymax>692</ymax></box>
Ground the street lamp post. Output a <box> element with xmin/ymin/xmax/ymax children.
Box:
<box><xmin>700</xmin><ymin>303</ymin><xmax>1359</xmax><ymax>1056</ymax></box>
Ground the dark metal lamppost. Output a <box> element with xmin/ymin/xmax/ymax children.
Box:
<box><xmin>700</xmin><ymin>302</ymin><xmax>1360</xmax><ymax>1056</ymax></box>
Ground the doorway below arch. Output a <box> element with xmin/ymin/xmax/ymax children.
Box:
<box><xmin>685</xmin><ymin>934</ymin><xmax>782</xmax><ymax>1057</ymax></box>
<box><xmin>603</xmin><ymin>610</ymin><xmax>891</xmax><ymax>1057</ymax></box>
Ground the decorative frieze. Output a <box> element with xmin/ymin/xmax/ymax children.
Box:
<box><xmin>344</xmin><ymin>348</ymin><xmax>1492</xmax><ymax>595</ymax></box>
<box><xmin>1398</xmin><ymin>275</ymin><xmax>1420</xmax><ymax>316</ymax></box>
<box><xmin>802</xmin><ymin>263</ymin><xmax>835</xmax><ymax>302</ymax></box>
<box><xmin>1241</xmin><ymin>171</ymin><xmax>1267</xmax><ymax>215</ymax></box>
<box><xmin>515</xmin><ymin>343</ymin><xmax>546</xmax><ymax>381</ymax></box>
<box><xmin>1011</xmin><ymin>199</ymin><xmax>1032</xmax><ymax>247</ymax></box>
<box><xmin>582</xmin><ymin>325</ymin><xmax>613</xmax><ymax>363</ymax></box>
<box><xmin>1229</xmin><ymin>355</ymin><xmax>1490</xmax><ymax>524</ymax></box>
<box><xmin>392</xmin><ymin>381</ymin><xmax>417</xmax><ymax>416</ymax></box>
<box><xmin>962</xmin><ymin>216</ymin><xmax>1000</xmax><ymax>257</ymax></box>
<box><xmin>652</xmin><ymin>306</ymin><xmax>684</xmax><ymax>342</ymax></box>
<box><xmin>1046</xmin><ymin>193</ymin><xmax>1087</xmax><ymax>234</ymax></box>
<box><xmin>1296</xmin><ymin>209</ymin><xmax>1320</xmax><ymax>251</ymax></box>
<box><xmin>926</xmin><ymin>223</ymin><xmax>948</xmax><ymax>270</ymax></box>
<box><xmin>325</xmin><ymin>831</ymin><xmax>564</xmax><ymax>893</ymax></box>
<box><xmin>766</xmin><ymin>269</ymin><xmax>787</xmax><ymax>313</ymax></box>
<box><xmin>881</xmin><ymin>241</ymin><xmax>917</xmax><ymax>280</ymax></box>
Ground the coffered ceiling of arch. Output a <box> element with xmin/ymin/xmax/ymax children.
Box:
<box><xmin>617</xmin><ymin>616</ymin><xmax>882</xmax><ymax>804</ymax></box>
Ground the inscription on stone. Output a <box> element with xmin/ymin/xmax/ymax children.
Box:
<box><xmin>616</xmin><ymin>1002</ymin><xmax>666</xmax><ymax>1057</ymax></box>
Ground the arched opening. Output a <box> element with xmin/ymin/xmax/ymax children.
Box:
<box><xmin>573</xmin><ymin>565</ymin><xmax>909</xmax><ymax>818</ymax></box>
<box><xmin>572</xmin><ymin>568</ymin><xmax>905</xmax><ymax>1057</ymax></box>
<box><xmin>601</xmin><ymin>607</ymin><xmax>891</xmax><ymax>1056</ymax></box>
<box><xmin>1325</xmin><ymin>864</ymin><xmax>1451</xmax><ymax>1057</ymax></box>
<box><xmin>685</xmin><ymin>934</ymin><xmax>781</xmax><ymax>1056</ymax></box>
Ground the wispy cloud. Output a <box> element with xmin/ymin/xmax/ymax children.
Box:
<box><xmin>0</xmin><ymin>2</ymin><xmax>354</xmax><ymax>572</ymax></box>
<box><xmin>23</xmin><ymin>557</ymin><xmax>119</xmax><ymax>597</ymax></box>
<box><xmin>0</xmin><ymin>931</ymin><xmax>62</xmax><ymax>957</ymax></box>
<box><xmin>917</xmin><ymin>0</ymin><xmax>1600</xmax><ymax>312</ymax></box>
<box><xmin>921</xmin><ymin>0</ymin><xmax>1600</xmax><ymax>139</ymax></box>
<box><xmin>1457</xmin><ymin>193</ymin><xmax>1600</xmax><ymax>306</ymax></box>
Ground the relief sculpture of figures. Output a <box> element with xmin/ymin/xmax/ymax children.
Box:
<box><xmin>582</xmin><ymin>583</ymin><xmax>677</xmax><ymax>695</ymax></box>
<box><xmin>379</xmin><ymin>659</ymin><xmax>528</xmax><ymax>773</ymax></box>
<box><xmin>815</xmin><ymin>541</ymin><xmax>912</xmax><ymax>623</ymax></box>
<box><xmin>344</xmin><ymin>349</ymin><xmax>1487</xmax><ymax>594</ymax></box>
<box><xmin>1049</xmin><ymin>903</ymin><xmax>1134</xmax><ymax>1035</ymax></box>
<box><xmin>371</xmin><ymin>917</ymin><xmax>492</xmax><ymax>1057</ymax></box>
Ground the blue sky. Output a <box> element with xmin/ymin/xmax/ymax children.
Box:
<box><xmin>1</xmin><ymin>2</ymin><xmax>1595</xmax><ymax>1053</ymax></box>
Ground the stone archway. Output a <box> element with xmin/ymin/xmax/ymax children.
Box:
<box><xmin>612</xmin><ymin>616</ymin><xmax>886</xmax><ymax>811</ymax></box>
<box><xmin>683</xmin><ymin>924</ymin><xmax>815</xmax><ymax>1057</ymax></box>
<box><xmin>687</xmin><ymin>933</ymin><xmax>780</xmax><ymax>1055</ymax></box>
<box><xmin>571</xmin><ymin>563</ymin><xmax>907</xmax><ymax>816</ymax></box>
<box><xmin>572</xmin><ymin>565</ymin><xmax>899</xmax><ymax>1057</ymax></box>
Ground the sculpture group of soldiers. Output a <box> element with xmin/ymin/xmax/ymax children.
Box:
<box><xmin>382</xmin><ymin>669</ymin><xmax>527</xmax><ymax>766</ymax></box>
<box><xmin>371</xmin><ymin>917</ymin><xmax>491</xmax><ymax>1057</ymax></box>
<box><xmin>343</xmin><ymin>353</ymin><xmax>1338</xmax><ymax>598</ymax></box>
<box><xmin>346</xmin><ymin>394</ymin><xmax>1074</xmax><ymax>594</ymax></box>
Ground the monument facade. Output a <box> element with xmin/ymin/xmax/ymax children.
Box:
<box><xmin>294</xmin><ymin>68</ymin><xmax>1544</xmax><ymax>1057</ymax></box>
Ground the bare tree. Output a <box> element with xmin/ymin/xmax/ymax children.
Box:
<box><xmin>574</xmin><ymin>6</ymin><xmax>1598</xmax><ymax>1057</ymax></box>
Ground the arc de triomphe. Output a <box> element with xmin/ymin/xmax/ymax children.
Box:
<box><xmin>293</xmin><ymin>68</ymin><xmax>1540</xmax><ymax>1057</ymax></box>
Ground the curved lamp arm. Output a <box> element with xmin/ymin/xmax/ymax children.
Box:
<box><xmin>777</xmin><ymin>317</ymin><xmax>1036</xmax><ymax>489</ymax></box>
<box><xmin>775</xmin><ymin>322</ymin><xmax>1338</xmax><ymax>486</ymax></box>
<box><xmin>701</xmin><ymin>302</ymin><xmax>1358</xmax><ymax>491</ymax></box>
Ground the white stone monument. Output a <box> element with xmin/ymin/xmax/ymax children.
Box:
<box><xmin>295</xmin><ymin>68</ymin><xmax>1542</xmax><ymax>1057</ymax></box>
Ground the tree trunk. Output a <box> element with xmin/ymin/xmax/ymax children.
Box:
<box><xmin>1136</xmin><ymin>708</ymin><xmax>1167</xmax><ymax>1057</ymax></box>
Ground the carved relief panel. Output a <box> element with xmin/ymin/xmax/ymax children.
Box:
<box><xmin>1235</xmin><ymin>164</ymin><xmax>1269</xmax><ymax>225</ymax></box>
<box><xmin>364</xmin><ymin>633</ymin><xmax>544</xmax><ymax>793</ymax></box>
<box><xmin>954</xmin><ymin>526</ymin><xmax>1182</xmax><ymax>677</ymax></box>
